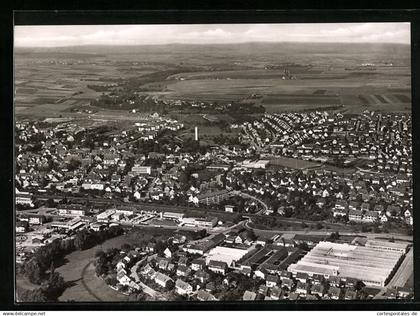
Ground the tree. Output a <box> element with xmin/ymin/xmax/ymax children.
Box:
<box><xmin>18</xmin><ymin>289</ymin><xmax>47</xmax><ymax>302</ymax></box>
<box><xmin>43</xmin><ymin>272</ymin><xmax>65</xmax><ymax>301</ymax></box>
<box><xmin>297</xmin><ymin>242</ymin><xmax>310</xmax><ymax>251</ymax></box>
<box><xmin>46</xmin><ymin>198</ymin><xmax>56</xmax><ymax>208</ymax></box>
<box><xmin>165</xmin><ymin>280</ymin><xmax>175</xmax><ymax>291</ymax></box>
<box><xmin>329</xmin><ymin>231</ymin><xmax>340</xmax><ymax>241</ymax></box>
<box><xmin>24</xmin><ymin>259</ymin><xmax>44</xmax><ymax>284</ymax></box>
<box><xmin>106</xmin><ymin>277</ymin><xmax>118</xmax><ymax>287</ymax></box>
<box><xmin>68</xmin><ymin>158</ymin><xmax>82</xmax><ymax>171</ymax></box>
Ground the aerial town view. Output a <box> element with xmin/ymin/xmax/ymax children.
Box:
<box><xmin>14</xmin><ymin>23</ymin><xmax>413</xmax><ymax>303</ymax></box>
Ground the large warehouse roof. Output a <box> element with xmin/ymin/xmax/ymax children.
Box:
<box><xmin>288</xmin><ymin>241</ymin><xmax>403</xmax><ymax>286</ymax></box>
<box><xmin>206</xmin><ymin>245</ymin><xmax>253</xmax><ymax>266</ymax></box>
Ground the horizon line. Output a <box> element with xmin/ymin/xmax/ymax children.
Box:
<box><xmin>14</xmin><ymin>40</ymin><xmax>411</xmax><ymax>48</ymax></box>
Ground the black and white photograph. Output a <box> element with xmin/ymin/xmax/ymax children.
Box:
<box><xmin>13</xmin><ymin>21</ymin><xmax>414</xmax><ymax>304</ymax></box>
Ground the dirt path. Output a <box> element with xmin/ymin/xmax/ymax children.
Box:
<box><xmin>80</xmin><ymin>261</ymin><xmax>103</xmax><ymax>301</ymax></box>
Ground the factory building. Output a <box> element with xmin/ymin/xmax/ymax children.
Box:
<box><xmin>288</xmin><ymin>241</ymin><xmax>403</xmax><ymax>287</ymax></box>
<box><xmin>205</xmin><ymin>245</ymin><xmax>254</xmax><ymax>267</ymax></box>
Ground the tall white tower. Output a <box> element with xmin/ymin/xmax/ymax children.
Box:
<box><xmin>194</xmin><ymin>126</ymin><xmax>199</xmax><ymax>141</ymax></box>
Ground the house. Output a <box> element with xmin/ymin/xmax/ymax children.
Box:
<box><xmin>373</xmin><ymin>204</ymin><xmax>384</xmax><ymax>214</ymax></box>
<box><xmin>175</xmin><ymin>279</ymin><xmax>193</xmax><ymax>296</ymax></box>
<box><xmin>254</xmin><ymin>267</ymin><xmax>268</xmax><ymax>280</ymax></box>
<box><xmin>348</xmin><ymin>209</ymin><xmax>363</xmax><ymax>222</ymax></box>
<box><xmin>295</xmin><ymin>272</ymin><xmax>309</xmax><ymax>283</ymax></box>
<box><xmin>163</xmin><ymin>248</ymin><xmax>172</xmax><ymax>258</ymax></box>
<box><xmin>146</xmin><ymin>242</ymin><xmax>156</xmax><ymax>252</ymax></box>
<box><xmin>279</xmin><ymin>270</ymin><xmax>292</xmax><ymax>281</ymax></box>
<box><xmin>224</xmin><ymin>205</ymin><xmax>236</xmax><ymax>213</ymax></box>
<box><xmin>191</xmin><ymin>258</ymin><xmax>206</xmax><ymax>271</ymax></box>
<box><xmin>239</xmin><ymin>266</ymin><xmax>252</xmax><ymax>277</ymax></box>
<box><xmin>328</xmin><ymin>276</ymin><xmax>341</xmax><ymax>287</ymax></box>
<box><xmin>16</xmin><ymin>221</ymin><xmax>29</xmax><ymax>233</ymax></box>
<box><xmin>384</xmin><ymin>288</ymin><xmax>398</xmax><ymax>299</ymax></box>
<box><xmin>176</xmin><ymin>265</ymin><xmax>191</xmax><ymax>277</ymax></box>
<box><xmin>295</xmin><ymin>281</ymin><xmax>309</xmax><ymax>295</ymax></box>
<box><xmin>16</xmin><ymin>191</ymin><xmax>33</xmax><ymax>206</ymax></box>
<box><xmin>270</xmin><ymin>286</ymin><xmax>283</xmax><ymax>300</ymax></box>
<box><xmin>333</xmin><ymin>207</ymin><xmax>347</xmax><ymax>217</ymax></box>
<box><xmin>328</xmin><ymin>286</ymin><xmax>341</xmax><ymax>300</ymax></box>
<box><xmin>363</xmin><ymin>211</ymin><xmax>378</xmax><ymax>223</ymax></box>
<box><xmin>141</xmin><ymin>263</ymin><xmax>154</xmax><ymax>276</ymax></box>
<box><xmin>116</xmin><ymin>261</ymin><xmax>126</xmax><ymax>271</ymax></box>
<box><xmin>396</xmin><ymin>287</ymin><xmax>413</xmax><ymax>298</ymax></box>
<box><xmin>242</xmin><ymin>290</ymin><xmax>257</xmax><ymax>301</ymax></box>
<box><xmin>23</xmin><ymin>214</ymin><xmax>46</xmax><ymax>225</ymax></box>
<box><xmin>208</xmin><ymin>260</ymin><xmax>228</xmax><ymax>275</ymax></box>
<box><xmin>194</xmin><ymin>270</ymin><xmax>210</xmax><ymax>283</ymax></box>
<box><xmin>344</xmin><ymin>289</ymin><xmax>357</xmax><ymax>300</ymax></box>
<box><xmin>154</xmin><ymin>272</ymin><xmax>173</xmax><ymax>288</ymax></box>
<box><xmin>380</xmin><ymin>214</ymin><xmax>388</xmax><ymax>223</ymax></box>
<box><xmin>196</xmin><ymin>290</ymin><xmax>217</xmax><ymax>301</ymax></box>
<box><xmin>281</xmin><ymin>278</ymin><xmax>294</xmax><ymax>291</ymax></box>
<box><xmin>225</xmin><ymin>235</ymin><xmax>236</xmax><ymax>244</ymax></box>
<box><xmin>311</xmin><ymin>274</ymin><xmax>324</xmax><ymax>285</ymax></box>
<box><xmin>311</xmin><ymin>284</ymin><xmax>325</xmax><ymax>297</ymax></box>
<box><xmin>360</xmin><ymin>203</ymin><xmax>370</xmax><ymax>212</ymax></box>
<box><xmin>116</xmin><ymin>270</ymin><xmax>131</xmax><ymax>285</ymax></box>
<box><xmin>266</xmin><ymin>274</ymin><xmax>279</xmax><ymax>288</ymax></box>
<box><xmin>256</xmin><ymin>236</ymin><xmax>268</xmax><ymax>246</ymax></box>
<box><xmin>348</xmin><ymin>201</ymin><xmax>359</xmax><ymax>211</ymax></box>
<box><xmin>205</xmin><ymin>282</ymin><xmax>216</xmax><ymax>293</ymax></box>
<box><xmin>234</xmin><ymin>231</ymin><xmax>249</xmax><ymax>244</ymax></box>
<box><xmin>178</xmin><ymin>256</ymin><xmax>188</xmax><ymax>267</ymax></box>
<box><xmin>259</xmin><ymin>284</ymin><xmax>269</xmax><ymax>296</ymax></box>
<box><xmin>316</xmin><ymin>198</ymin><xmax>326</xmax><ymax>208</ymax></box>
<box><xmin>158</xmin><ymin>259</ymin><xmax>170</xmax><ymax>271</ymax></box>
<box><xmin>343</xmin><ymin>277</ymin><xmax>358</xmax><ymax>288</ymax></box>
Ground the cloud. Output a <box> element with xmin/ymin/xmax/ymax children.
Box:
<box><xmin>14</xmin><ymin>23</ymin><xmax>411</xmax><ymax>47</ymax></box>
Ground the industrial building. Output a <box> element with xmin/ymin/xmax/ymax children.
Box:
<box><xmin>205</xmin><ymin>245</ymin><xmax>254</xmax><ymax>267</ymax></box>
<box><xmin>288</xmin><ymin>241</ymin><xmax>404</xmax><ymax>287</ymax></box>
<box><xmin>364</xmin><ymin>240</ymin><xmax>408</xmax><ymax>254</ymax></box>
<box><xmin>181</xmin><ymin>217</ymin><xmax>218</xmax><ymax>228</ymax></box>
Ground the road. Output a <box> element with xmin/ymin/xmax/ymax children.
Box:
<box><xmin>386</xmin><ymin>247</ymin><xmax>414</xmax><ymax>288</ymax></box>
<box><xmin>231</xmin><ymin>190</ymin><xmax>268</xmax><ymax>214</ymax></box>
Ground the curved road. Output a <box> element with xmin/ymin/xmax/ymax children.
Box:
<box><xmin>231</xmin><ymin>190</ymin><xmax>268</xmax><ymax>214</ymax></box>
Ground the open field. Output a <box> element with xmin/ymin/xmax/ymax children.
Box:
<box><xmin>15</xmin><ymin>43</ymin><xmax>411</xmax><ymax>118</ymax></box>
<box><xmin>54</xmin><ymin>226</ymin><xmax>197</xmax><ymax>301</ymax></box>
<box><xmin>55</xmin><ymin>234</ymin><xmax>132</xmax><ymax>302</ymax></box>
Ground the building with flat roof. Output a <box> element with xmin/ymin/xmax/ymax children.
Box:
<box><xmin>206</xmin><ymin>245</ymin><xmax>253</xmax><ymax>267</ymax></box>
<box><xmin>364</xmin><ymin>240</ymin><xmax>408</xmax><ymax>254</ymax></box>
<box><xmin>198</xmin><ymin>189</ymin><xmax>231</xmax><ymax>205</ymax></box>
<box><xmin>241</xmin><ymin>160</ymin><xmax>270</xmax><ymax>169</ymax></box>
<box><xmin>288</xmin><ymin>241</ymin><xmax>403</xmax><ymax>287</ymax></box>
<box><xmin>131</xmin><ymin>164</ymin><xmax>152</xmax><ymax>175</ymax></box>
<box><xmin>162</xmin><ymin>212</ymin><xmax>184</xmax><ymax>220</ymax></box>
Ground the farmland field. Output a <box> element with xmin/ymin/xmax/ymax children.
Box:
<box><xmin>15</xmin><ymin>42</ymin><xmax>411</xmax><ymax>119</ymax></box>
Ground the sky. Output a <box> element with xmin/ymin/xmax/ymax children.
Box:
<box><xmin>14</xmin><ymin>23</ymin><xmax>410</xmax><ymax>47</ymax></box>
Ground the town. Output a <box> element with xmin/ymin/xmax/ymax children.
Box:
<box><xmin>15</xmin><ymin>108</ymin><xmax>413</xmax><ymax>302</ymax></box>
